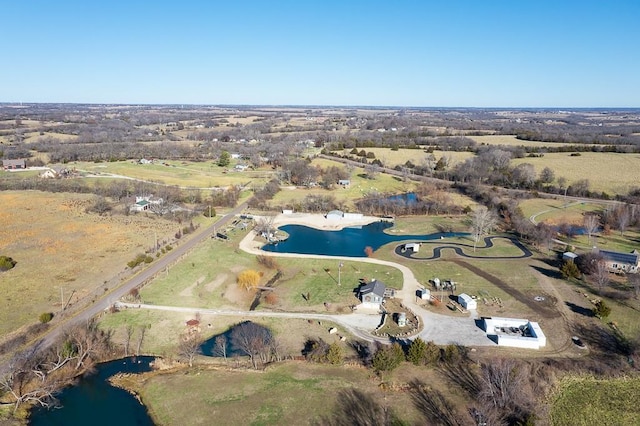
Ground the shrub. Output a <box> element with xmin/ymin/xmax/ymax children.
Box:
<box><xmin>407</xmin><ymin>337</ymin><xmax>427</xmax><ymax>365</ymax></box>
<box><xmin>326</xmin><ymin>342</ymin><xmax>344</xmax><ymax>365</ymax></box>
<box><xmin>127</xmin><ymin>253</ymin><xmax>151</xmax><ymax>269</ymax></box>
<box><xmin>264</xmin><ymin>292</ymin><xmax>278</xmax><ymax>305</ymax></box>
<box><xmin>0</xmin><ymin>255</ymin><xmax>17</xmax><ymax>271</ymax></box>
<box><xmin>372</xmin><ymin>343</ymin><xmax>404</xmax><ymax>374</ymax></box>
<box><xmin>593</xmin><ymin>300</ymin><xmax>611</xmax><ymax>319</ymax></box>
<box><xmin>203</xmin><ymin>206</ymin><xmax>216</xmax><ymax>217</ymax></box>
<box><xmin>560</xmin><ymin>260</ymin><xmax>581</xmax><ymax>279</ymax></box>
<box><xmin>39</xmin><ymin>312</ymin><xmax>54</xmax><ymax>323</ymax></box>
<box><xmin>256</xmin><ymin>255</ymin><xmax>279</xmax><ymax>269</ymax></box>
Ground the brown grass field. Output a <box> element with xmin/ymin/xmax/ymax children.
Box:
<box><xmin>512</xmin><ymin>152</ymin><xmax>640</xmax><ymax>195</ymax></box>
<box><xmin>137</xmin><ymin>361</ymin><xmax>461</xmax><ymax>426</ymax></box>
<box><xmin>0</xmin><ymin>191</ymin><xmax>179</xmax><ymax>337</ymax></box>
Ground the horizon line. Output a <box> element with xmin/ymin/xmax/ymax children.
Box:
<box><xmin>1</xmin><ymin>102</ymin><xmax>639</xmax><ymax>111</ymax></box>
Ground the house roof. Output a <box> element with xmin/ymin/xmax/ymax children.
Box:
<box><xmin>599</xmin><ymin>249</ymin><xmax>640</xmax><ymax>265</ymax></box>
<box><xmin>2</xmin><ymin>159</ymin><xmax>26</xmax><ymax>167</ymax></box>
<box><xmin>359</xmin><ymin>279</ymin><xmax>386</xmax><ymax>298</ymax></box>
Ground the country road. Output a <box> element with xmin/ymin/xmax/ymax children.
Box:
<box><xmin>34</xmin><ymin>201</ymin><xmax>249</xmax><ymax>350</ymax></box>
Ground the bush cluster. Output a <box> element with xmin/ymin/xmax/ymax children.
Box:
<box><xmin>127</xmin><ymin>253</ymin><xmax>154</xmax><ymax>268</ymax></box>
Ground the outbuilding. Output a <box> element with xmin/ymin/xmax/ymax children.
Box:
<box><xmin>405</xmin><ymin>243</ymin><xmax>420</xmax><ymax>253</ymax></box>
<box><xmin>458</xmin><ymin>293</ymin><xmax>477</xmax><ymax>310</ymax></box>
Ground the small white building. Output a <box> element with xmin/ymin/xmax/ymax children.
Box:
<box><xmin>562</xmin><ymin>252</ymin><xmax>578</xmax><ymax>262</ymax></box>
<box><xmin>418</xmin><ymin>288</ymin><xmax>430</xmax><ymax>300</ymax></box>
<box><xmin>343</xmin><ymin>212</ymin><xmax>363</xmax><ymax>220</ymax></box>
<box><xmin>405</xmin><ymin>243</ymin><xmax>420</xmax><ymax>253</ymax></box>
<box><xmin>282</xmin><ymin>209</ymin><xmax>294</xmax><ymax>215</ymax></box>
<box><xmin>326</xmin><ymin>210</ymin><xmax>344</xmax><ymax>220</ymax></box>
<box><xmin>458</xmin><ymin>293</ymin><xmax>477</xmax><ymax>310</ymax></box>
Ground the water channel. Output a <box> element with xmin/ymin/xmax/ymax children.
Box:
<box><xmin>29</xmin><ymin>357</ymin><xmax>155</xmax><ymax>426</ymax></box>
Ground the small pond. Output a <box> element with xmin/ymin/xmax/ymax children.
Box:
<box><xmin>30</xmin><ymin>357</ymin><xmax>155</xmax><ymax>426</ymax></box>
<box><xmin>262</xmin><ymin>221</ymin><xmax>464</xmax><ymax>257</ymax></box>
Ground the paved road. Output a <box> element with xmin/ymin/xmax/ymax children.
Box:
<box><xmin>36</xmin><ymin>201</ymin><xmax>249</xmax><ymax>350</ymax></box>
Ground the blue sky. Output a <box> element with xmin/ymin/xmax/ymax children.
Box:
<box><xmin>2</xmin><ymin>0</ymin><xmax>638</xmax><ymax>107</ymax></box>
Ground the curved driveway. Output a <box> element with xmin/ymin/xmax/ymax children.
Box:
<box><xmin>394</xmin><ymin>236</ymin><xmax>532</xmax><ymax>260</ymax></box>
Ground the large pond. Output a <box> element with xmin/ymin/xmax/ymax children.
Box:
<box><xmin>30</xmin><ymin>357</ymin><xmax>155</xmax><ymax>426</ymax></box>
<box><xmin>262</xmin><ymin>220</ymin><xmax>463</xmax><ymax>257</ymax></box>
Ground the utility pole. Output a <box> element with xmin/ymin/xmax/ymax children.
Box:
<box><xmin>338</xmin><ymin>262</ymin><xmax>343</xmax><ymax>286</ymax></box>
<box><xmin>60</xmin><ymin>287</ymin><xmax>64</xmax><ymax>312</ymax></box>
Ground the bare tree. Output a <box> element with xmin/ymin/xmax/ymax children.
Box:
<box><xmin>583</xmin><ymin>214</ymin><xmax>600</xmax><ymax>245</ymax></box>
<box><xmin>213</xmin><ymin>335</ymin><xmax>228</xmax><ymax>361</ymax></box>
<box><xmin>230</xmin><ymin>321</ymin><xmax>273</xmax><ymax>369</ymax></box>
<box><xmin>628</xmin><ymin>274</ymin><xmax>640</xmax><ymax>299</ymax></box>
<box><xmin>476</xmin><ymin>358</ymin><xmax>536</xmax><ymax>424</ymax></box>
<box><xmin>615</xmin><ymin>204</ymin><xmax>631</xmax><ymax>237</ymax></box>
<box><xmin>255</xmin><ymin>216</ymin><xmax>276</xmax><ymax>239</ymax></box>
<box><xmin>364</xmin><ymin>163</ymin><xmax>380</xmax><ymax>180</ymax></box>
<box><xmin>0</xmin><ymin>348</ymin><xmax>68</xmax><ymax>413</ymax></box>
<box><xmin>65</xmin><ymin>320</ymin><xmax>112</xmax><ymax>371</ymax></box>
<box><xmin>178</xmin><ymin>329</ymin><xmax>202</xmax><ymax>367</ymax></box>
<box><xmin>471</xmin><ymin>206</ymin><xmax>498</xmax><ymax>252</ymax></box>
<box><xmin>124</xmin><ymin>325</ymin><xmax>134</xmax><ymax>357</ymax></box>
<box><xmin>136</xmin><ymin>324</ymin><xmax>148</xmax><ymax>356</ymax></box>
<box><xmin>593</xmin><ymin>260</ymin><xmax>610</xmax><ymax>293</ymax></box>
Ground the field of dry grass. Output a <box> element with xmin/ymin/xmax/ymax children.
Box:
<box><xmin>334</xmin><ymin>147</ymin><xmax>474</xmax><ymax>169</ymax></box>
<box><xmin>139</xmin><ymin>361</ymin><xmax>458</xmax><ymax>426</ymax></box>
<box><xmin>0</xmin><ymin>191</ymin><xmax>179</xmax><ymax>337</ymax></box>
<box><xmin>512</xmin><ymin>152</ymin><xmax>640</xmax><ymax>195</ymax></box>
<box><xmin>468</xmin><ymin>134</ymin><xmax>599</xmax><ymax>148</ymax></box>
<box><xmin>71</xmin><ymin>160</ymin><xmax>275</xmax><ymax>188</ymax></box>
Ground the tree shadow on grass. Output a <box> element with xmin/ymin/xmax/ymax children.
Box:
<box><xmin>565</xmin><ymin>301</ymin><xmax>594</xmax><ymax>317</ymax></box>
<box><xmin>530</xmin><ymin>265</ymin><xmax>562</xmax><ymax>280</ymax></box>
<box><xmin>408</xmin><ymin>379</ymin><xmax>467</xmax><ymax>426</ymax></box>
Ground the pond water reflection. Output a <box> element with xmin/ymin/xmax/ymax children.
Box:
<box><xmin>262</xmin><ymin>221</ymin><xmax>462</xmax><ymax>257</ymax></box>
<box><xmin>30</xmin><ymin>357</ymin><xmax>155</xmax><ymax>426</ymax></box>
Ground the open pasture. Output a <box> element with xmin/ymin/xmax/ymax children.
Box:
<box><xmin>0</xmin><ymin>191</ymin><xmax>179</xmax><ymax>337</ymax></box>
<box><xmin>468</xmin><ymin>134</ymin><xmax>599</xmax><ymax>148</ymax></box>
<box><xmin>334</xmin><ymin>147</ymin><xmax>474</xmax><ymax>169</ymax></box>
<box><xmin>512</xmin><ymin>152</ymin><xmax>640</xmax><ymax>195</ymax></box>
<box><xmin>72</xmin><ymin>160</ymin><xmax>274</xmax><ymax>188</ymax></box>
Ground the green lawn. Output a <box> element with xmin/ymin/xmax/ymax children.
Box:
<box><xmin>550</xmin><ymin>376</ymin><xmax>640</xmax><ymax>426</ymax></box>
<box><xmin>138</xmin><ymin>227</ymin><xmax>402</xmax><ymax>313</ymax></box>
